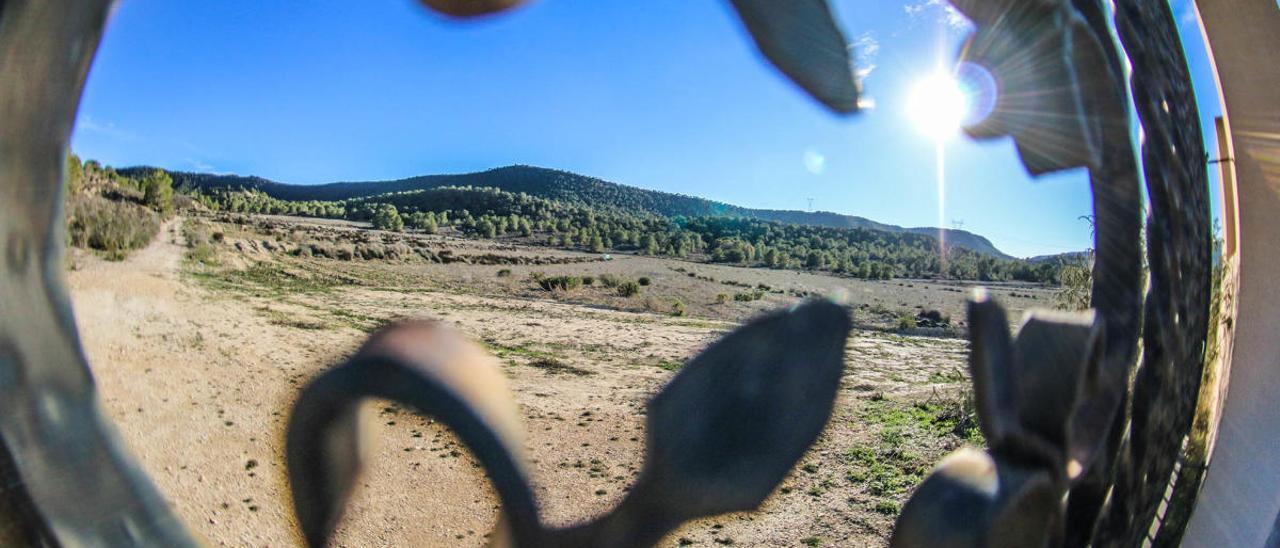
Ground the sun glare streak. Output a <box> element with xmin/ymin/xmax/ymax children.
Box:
<box><xmin>905</xmin><ymin>60</ymin><xmax>995</xmax><ymax>277</ymax></box>
<box><xmin>936</xmin><ymin>141</ymin><xmax>947</xmax><ymax>273</ymax></box>
<box><xmin>906</xmin><ymin>69</ymin><xmax>970</xmax><ymax>275</ymax></box>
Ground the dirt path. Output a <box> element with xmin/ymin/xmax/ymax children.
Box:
<box><xmin>67</xmin><ymin>218</ymin><xmax>972</xmax><ymax>547</ymax></box>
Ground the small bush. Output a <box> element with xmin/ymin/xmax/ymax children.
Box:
<box><xmin>896</xmin><ymin>315</ymin><xmax>918</xmax><ymax>331</ymax></box>
<box><xmin>733</xmin><ymin>290</ymin><xmax>764</xmax><ymax>302</ymax></box>
<box><xmin>915</xmin><ymin>309</ymin><xmax>951</xmax><ymax>328</ymax></box>
<box><xmin>539</xmin><ymin>275</ymin><xmax>583</xmax><ymax>292</ymax></box>
<box><xmin>497</xmin><ymin>268</ymin><xmax>512</xmax><ymax>277</ymax></box>
<box><xmin>873</xmin><ymin>500</ymin><xmax>900</xmax><ymax>515</ymax></box>
<box><xmin>617</xmin><ymin>281</ymin><xmax>641</xmax><ymax>297</ymax></box>
<box><xmin>581</xmin><ymin>275</ymin><xmax>595</xmax><ymax>286</ymax></box>
<box><xmin>187</xmin><ymin>243</ymin><xmax>219</xmax><ymax>266</ymax></box>
<box><xmin>598</xmin><ymin>273</ymin><xmax>622</xmax><ymax>288</ymax></box>
<box><xmin>715</xmin><ymin>293</ymin><xmax>729</xmax><ymax>304</ymax></box>
<box><xmin>356</xmin><ymin>243</ymin><xmax>386</xmax><ymax>260</ymax></box>
<box><xmin>671</xmin><ymin>299</ymin><xmax>686</xmax><ymax>317</ymax></box>
<box><xmin>638</xmin><ymin>276</ymin><xmax>651</xmax><ymax>286</ymax></box>
<box><xmin>66</xmin><ymin>193</ymin><xmax>160</xmax><ymax>260</ymax></box>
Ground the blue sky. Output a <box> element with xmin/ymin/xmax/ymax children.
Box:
<box><xmin>73</xmin><ymin>0</ymin><xmax>1221</xmax><ymax>258</ymax></box>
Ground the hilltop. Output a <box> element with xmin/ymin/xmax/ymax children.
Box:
<box><xmin>131</xmin><ymin>165</ymin><xmax>1011</xmax><ymax>258</ymax></box>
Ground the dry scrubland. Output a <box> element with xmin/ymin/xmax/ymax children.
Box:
<box><xmin>68</xmin><ymin>214</ymin><xmax>1055</xmax><ymax>547</ymax></box>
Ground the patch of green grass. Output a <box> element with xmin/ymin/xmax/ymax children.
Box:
<box><xmin>527</xmin><ymin>357</ymin><xmax>594</xmax><ymax>376</ymax></box>
<box><xmin>186</xmin><ymin>242</ymin><xmax>219</xmax><ymax>266</ymax></box>
<box><xmin>261</xmin><ymin>308</ymin><xmax>329</xmax><ymax>330</ymax></box>
<box><xmin>192</xmin><ymin>261</ymin><xmax>346</xmax><ymax>297</ymax></box>
<box><xmin>844</xmin><ymin>395</ymin><xmax>983</xmax><ymax>513</ymax></box>
<box><xmin>484</xmin><ymin>340</ymin><xmax>593</xmax><ymax>376</ymax></box>
<box><xmin>873</xmin><ymin>500</ymin><xmax>900</xmax><ymax>515</ymax></box>
<box><xmin>328</xmin><ymin>308</ymin><xmax>386</xmax><ymax>332</ymax></box>
<box><xmin>927</xmin><ymin>368</ymin><xmax>967</xmax><ymax>384</ymax></box>
<box><xmin>484</xmin><ymin>340</ymin><xmax>558</xmax><ymax>362</ymax></box>
<box><xmin>654</xmin><ymin>359</ymin><xmax>683</xmax><ymax>372</ymax></box>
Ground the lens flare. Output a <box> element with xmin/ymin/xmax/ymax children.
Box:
<box><xmin>907</xmin><ymin>71</ymin><xmax>968</xmax><ymax>139</ymax></box>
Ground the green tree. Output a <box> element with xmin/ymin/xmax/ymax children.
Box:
<box><xmin>138</xmin><ymin>169</ymin><xmax>174</xmax><ymax>214</ymax></box>
<box><xmin>371</xmin><ymin>204</ymin><xmax>404</xmax><ymax>231</ymax></box>
<box><xmin>65</xmin><ymin>153</ymin><xmax>83</xmax><ymax>196</ymax></box>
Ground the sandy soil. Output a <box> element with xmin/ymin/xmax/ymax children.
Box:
<box><xmin>68</xmin><ymin>217</ymin><xmax>985</xmax><ymax>547</ymax></box>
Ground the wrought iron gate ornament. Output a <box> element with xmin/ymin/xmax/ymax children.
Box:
<box><xmin>0</xmin><ymin>0</ymin><xmax>1211</xmax><ymax>546</ymax></box>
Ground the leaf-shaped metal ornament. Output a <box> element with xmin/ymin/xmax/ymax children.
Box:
<box><xmin>951</xmin><ymin>0</ymin><xmax>1118</xmax><ymax>175</ymax></box>
<box><xmin>548</xmin><ymin>299</ymin><xmax>850</xmax><ymax>547</ymax></box>
<box><xmin>728</xmin><ymin>0</ymin><xmax>861</xmax><ymax>114</ymax></box>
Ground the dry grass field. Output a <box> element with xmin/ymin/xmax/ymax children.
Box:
<box><xmin>67</xmin><ymin>214</ymin><xmax>1056</xmax><ymax>547</ymax></box>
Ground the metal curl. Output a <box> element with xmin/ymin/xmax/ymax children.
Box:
<box><xmin>288</xmin><ymin>301</ymin><xmax>849</xmax><ymax>547</ymax></box>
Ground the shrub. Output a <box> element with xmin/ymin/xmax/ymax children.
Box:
<box><xmin>638</xmin><ymin>276</ymin><xmax>652</xmax><ymax>286</ymax></box>
<box><xmin>598</xmin><ymin>273</ymin><xmax>622</xmax><ymax>288</ymax></box>
<box><xmin>496</xmin><ymin>269</ymin><xmax>512</xmax><ymax>277</ymax></box>
<box><xmin>617</xmin><ymin>281</ymin><xmax>641</xmax><ymax>297</ymax></box>
<box><xmin>733</xmin><ymin>290</ymin><xmax>764</xmax><ymax>302</ymax></box>
<box><xmin>671</xmin><ymin>299</ymin><xmax>686</xmax><ymax>317</ymax></box>
<box><xmin>357</xmin><ymin>243</ymin><xmax>386</xmax><ymax>260</ymax></box>
<box><xmin>896</xmin><ymin>314</ymin><xmax>918</xmax><ymax>331</ymax></box>
<box><xmin>715</xmin><ymin>293</ymin><xmax>729</xmax><ymax>304</ymax></box>
<box><xmin>187</xmin><ymin>243</ymin><xmax>218</xmax><ymax>265</ymax></box>
<box><xmin>915</xmin><ymin>309</ymin><xmax>951</xmax><ymax>327</ymax></box>
<box><xmin>581</xmin><ymin>275</ymin><xmax>595</xmax><ymax>286</ymax></box>
<box><xmin>538</xmin><ymin>275</ymin><xmax>583</xmax><ymax>292</ymax></box>
<box><xmin>873</xmin><ymin>500</ymin><xmax>900</xmax><ymax>515</ymax></box>
<box><xmin>66</xmin><ymin>193</ymin><xmax>160</xmax><ymax>260</ymax></box>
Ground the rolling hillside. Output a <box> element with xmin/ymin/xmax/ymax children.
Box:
<box><xmin>134</xmin><ymin>165</ymin><xmax>1012</xmax><ymax>258</ymax></box>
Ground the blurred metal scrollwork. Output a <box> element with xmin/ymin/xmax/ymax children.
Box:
<box><xmin>0</xmin><ymin>0</ymin><xmax>1211</xmax><ymax>546</ymax></box>
<box><xmin>892</xmin><ymin>0</ymin><xmax>1211</xmax><ymax>546</ymax></box>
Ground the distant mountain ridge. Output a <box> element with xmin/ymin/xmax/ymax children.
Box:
<box><xmin>142</xmin><ymin>164</ymin><xmax>1012</xmax><ymax>258</ymax></box>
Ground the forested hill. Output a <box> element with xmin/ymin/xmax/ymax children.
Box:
<box><xmin>130</xmin><ymin>164</ymin><xmax>1010</xmax><ymax>257</ymax></box>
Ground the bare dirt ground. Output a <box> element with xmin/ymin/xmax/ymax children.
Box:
<box><xmin>66</xmin><ymin>215</ymin><xmax>1051</xmax><ymax>547</ymax></box>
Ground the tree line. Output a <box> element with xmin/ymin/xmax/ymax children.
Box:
<box><xmin>194</xmin><ymin>184</ymin><xmax>1068</xmax><ymax>283</ymax></box>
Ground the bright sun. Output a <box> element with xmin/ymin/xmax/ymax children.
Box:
<box><xmin>906</xmin><ymin>71</ymin><xmax>969</xmax><ymax>140</ymax></box>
